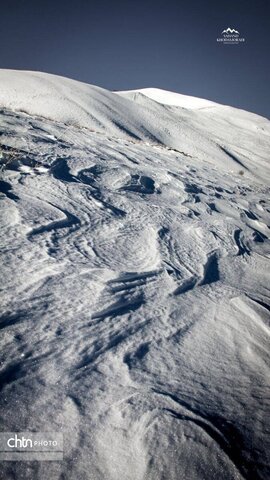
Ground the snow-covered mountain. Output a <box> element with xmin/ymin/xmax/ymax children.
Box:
<box><xmin>1</xmin><ymin>70</ymin><xmax>269</xmax><ymax>182</ymax></box>
<box><xmin>0</xmin><ymin>70</ymin><xmax>269</xmax><ymax>480</ymax></box>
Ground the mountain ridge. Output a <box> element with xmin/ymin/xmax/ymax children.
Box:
<box><xmin>1</xmin><ymin>69</ymin><xmax>269</xmax><ymax>183</ymax></box>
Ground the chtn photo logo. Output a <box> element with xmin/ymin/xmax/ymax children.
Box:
<box><xmin>0</xmin><ymin>432</ymin><xmax>63</xmax><ymax>461</ymax></box>
<box><xmin>7</xmin><ymin>434</ymin><xmax>33</xmax><ymax>448</ymax></box>
<box><xmin>217</xmin><ymin>27</ymin><xmax>245</xmax><ymax>44</ymax></box>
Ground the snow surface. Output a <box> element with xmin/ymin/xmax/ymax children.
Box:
<box><xmin>0</xmin><ymin>69</ymin><xmax>270</xmax><ymax>183</ymax></box>
<box><xmin>117</xmin><ymin>87</ymin><xmax>219</xmax><ymax>109</ymax></box>
<box><xmin>0</xmin><ymin>70</ymin><xmax>270</xmax><ymax>480</ymax></box>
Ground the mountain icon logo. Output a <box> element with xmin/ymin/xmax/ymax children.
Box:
<box><xmin>222</xmin><ymin>28</ymin><xmax>239</xmax><ymax>34</ymax></box>
<box><xmin>217</xmin><ymin>27</ymin><xmax>245</xmax><ymax>44</ymax></box>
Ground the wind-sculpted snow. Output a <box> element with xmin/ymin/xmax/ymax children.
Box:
<box><xmin>0</xmin><ymin>101</ymin><xmax>270</xmax><ymax>479</ymax></box>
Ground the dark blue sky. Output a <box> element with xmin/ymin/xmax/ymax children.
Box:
<box><xmin>0</xmin><ymin>0</ymin><xmax>269</xmax><ymax>117</ymax></box>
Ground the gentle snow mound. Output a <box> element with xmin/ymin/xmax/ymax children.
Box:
<box><xmin>117</xmin><ymin>87</ymin><xmax>219</xmax><ymax>109</ymax></box>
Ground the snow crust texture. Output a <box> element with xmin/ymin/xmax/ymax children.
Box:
<box><xmin>0</xmin><ymin>70</ymin><xmax>270</xmax><ymax>480</ymax></box>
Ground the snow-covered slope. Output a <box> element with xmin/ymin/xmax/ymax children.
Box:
<box><xmin>0</xmin><ymin>70</ymin><xmax>270</xmax><ymax>480</ymax></box>
<box><xmin>0</xmin><ymin>69</ymin><xmax>270</xmax><ymax>182</ymax></box>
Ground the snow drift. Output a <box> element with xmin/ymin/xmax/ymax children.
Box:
<box><xmin>0</xmin><ymin>70</ymin><xmax>270</xmax><ymax>480</ymax></box>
